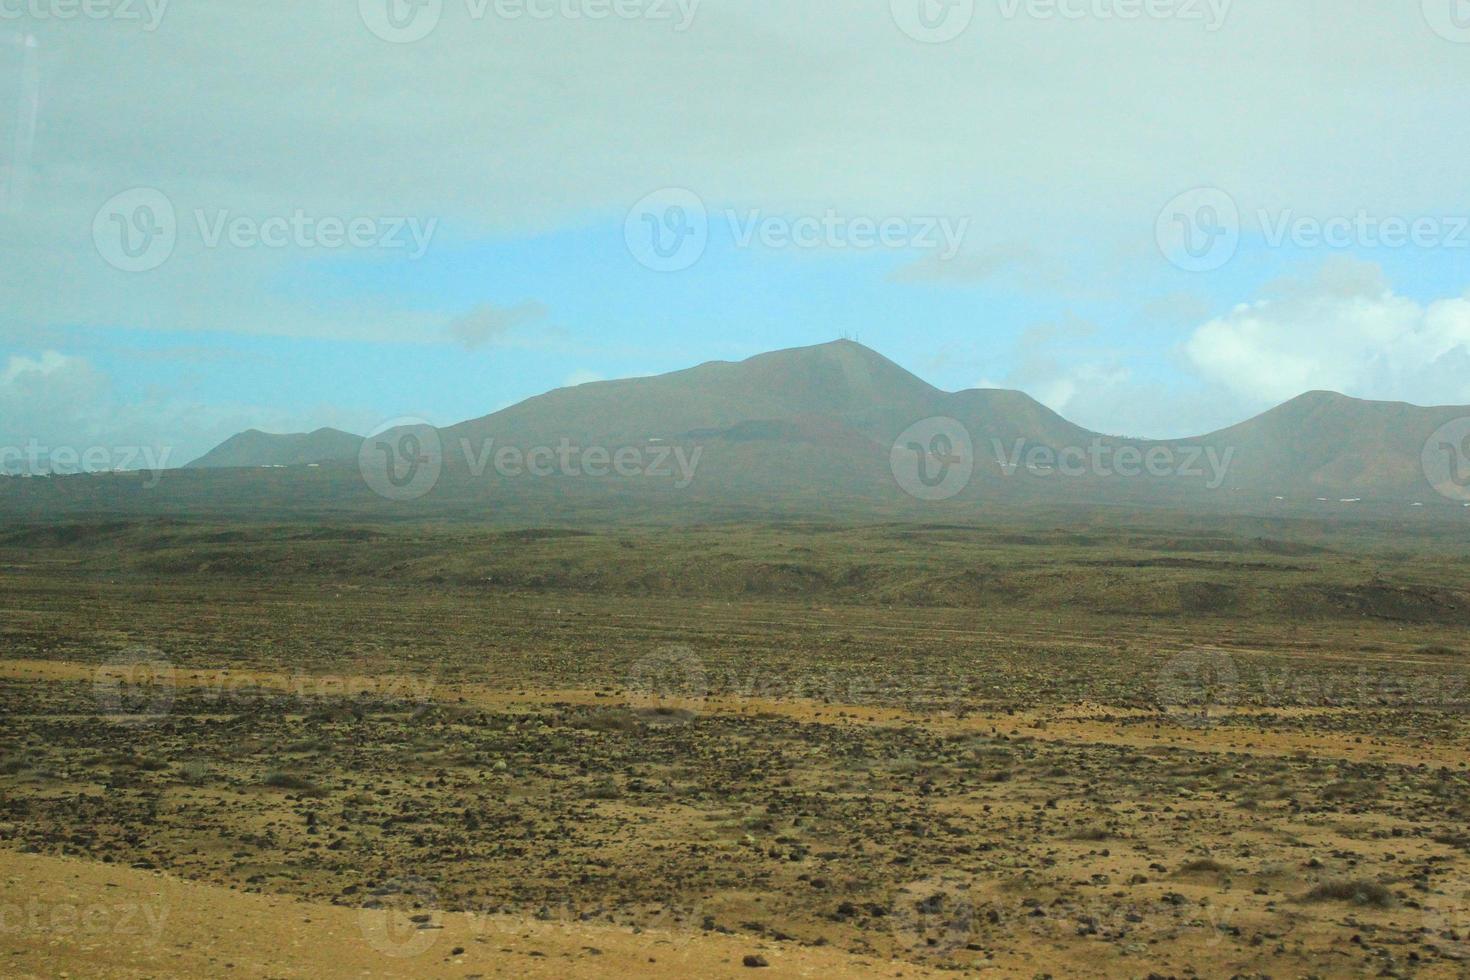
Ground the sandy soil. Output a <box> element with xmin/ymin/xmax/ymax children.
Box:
<box><xmin>0</xmin><ymin>849</ymin><xmax>950</xmax><ymax>979</ymax></box>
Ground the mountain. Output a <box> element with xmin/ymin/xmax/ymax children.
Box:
<box><xmin>1192</xmin><ymin>391</ymin><xmax>1470</xmax><ymax>499</ymax></box>
<box><xmin>440</xmin><ymin>339</ymin><xmax>942</xmax><ymax>449</ymax></box>
<box><xmin>185</xmin><ymin>428</ymin><xmax>363</xmax><ymax>470</ymax></box>
<box><xmin>438</xmin><ymin>340</ymin><xmax>1090</xmax><ymax>465</ymax></box>
<box><xmin>9</xmin><ymin>341</ymin><xmax>1470</xmax><ymax>522</ymax></box>
<box><xmin>421</xmin><ymin>340</ymin><xmax>1105</xmax><ymax>508</ymax></box>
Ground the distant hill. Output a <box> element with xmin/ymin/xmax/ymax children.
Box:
<box><xmin>411</xmin><ymin>340</ymin><xmax>1105</xmax><ymax>510</ymax></box>
<box><xmin>1191</xmin><ymin>390</ymin><xmax>1470</xmax><ymax>499</ymax></box>
<box><xmin>9</xmin><ymin>341</ymin><xmax>1470</xmax><ymax>522</ymax></box>
<box><xmin>185</xmin><ymin>428</ymin><xmax>362</xmax><ymax>470</ymax></box>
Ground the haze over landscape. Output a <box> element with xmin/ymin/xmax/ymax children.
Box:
<box><xmin>136</xmin><ymin>338</ymin><xmax>1465</xmax><ymax>515</ymax></box>
<box><xmin>7</xmin><ymin>3</ymin><xmax>1470</xmax><ymax>979</ymax></box>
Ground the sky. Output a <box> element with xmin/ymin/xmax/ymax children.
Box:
<box><xmin>3</xmin><ymin>0</ymin><xmax>1470</xmax><ymax>467</ymax></box>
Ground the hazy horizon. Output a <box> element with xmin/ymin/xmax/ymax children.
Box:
<box><xmin>4</xmin><ymin>2</ymin><xmax>1470</xmax><ymax>465</ymax></box>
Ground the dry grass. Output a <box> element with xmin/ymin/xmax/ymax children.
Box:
<box><xmin>1304</xmin><ymin>880</ymin><xmax>1396</xmax><ymax>908</ymax></box>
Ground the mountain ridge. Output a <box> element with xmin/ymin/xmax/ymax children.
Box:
<box><xmin>147</xmin><ymin>339</ymin><xmax>1470</xmax><ymax>517</ymax></box>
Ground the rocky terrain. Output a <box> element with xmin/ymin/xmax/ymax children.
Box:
<box><xmin>3</xmin><ymin>518</ymin><xmax>1470</xmax><ymax>976</ymax></box>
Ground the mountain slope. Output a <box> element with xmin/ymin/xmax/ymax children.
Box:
<box><xmin>1192</xmin><ymin>391</ymin><xmax>1470</xmax><ymax>498</ymax></box>
<box><xmin>441</xmin><ymin>340</ymin><xmax>944</xmax><ymax>449</ymax></box>
<box><xmin>186</xmin><ymin>428</ymin><xmax>363</xmax><ymax>470</ymax></box>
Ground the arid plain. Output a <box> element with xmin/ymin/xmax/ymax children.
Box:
<box><xmin>3</xmin><ymin>518</ymin><xmax>1470</xmax><ymax>978</ymax></box>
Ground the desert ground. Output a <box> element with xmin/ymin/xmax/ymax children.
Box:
<box><xmin>3</xmin><ymin>519</ymin><xmax>1470</xmax><ymax>977</ymax></box>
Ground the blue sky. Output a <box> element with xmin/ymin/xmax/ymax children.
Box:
<box><xmin>3</xmin><ymin>2</ymin><xmax>1470</xmax><ymax>464</ymax></box>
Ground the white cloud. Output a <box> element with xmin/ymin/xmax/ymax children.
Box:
<box><xmin>0</xmin><ymin>350</ymin><xmax>111</xmax><ymax>449</ymax></box>
<box><xmin>1184</xmin><ymin>260</ymin><xmax>1470</xmax><ymax>408</ymax></box>
<box><xmin>1</xmin><ymin>349</ymin><xmax>75</xmax><ymax>384</ymax></box>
